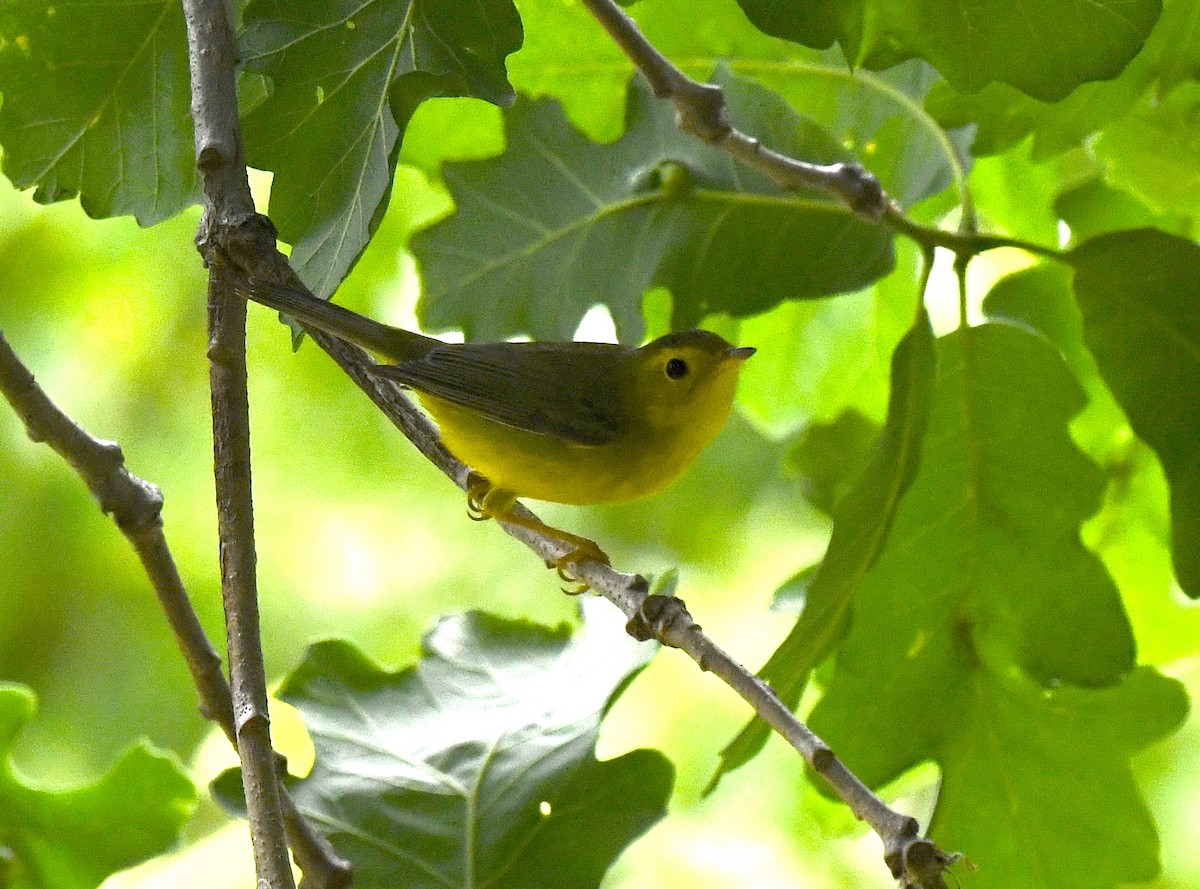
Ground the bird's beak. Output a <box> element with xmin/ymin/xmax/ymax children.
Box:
<box><xmin>725</xmin><ymin>346</ymin><xmax>756</xmax><ymax>362</ymax></box>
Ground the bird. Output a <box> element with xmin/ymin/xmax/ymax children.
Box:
<box><xmin>238</xmin><ymin>277</ymin><xmax>754</xmax><ymax>587</ymax></box>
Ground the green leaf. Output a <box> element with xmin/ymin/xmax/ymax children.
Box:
<box><xmin>1053</xmin><ymin>177</ymin><xmax>1160</xmax><ymax>243</ymax></box>
<box><xmin>930</xmin><ymin>663</ymin><xmax>1187</xmax><ymax>889</ymax></box>
<box><xmin>803</xmin><ymin>324</ymin><xmax>1175</xmax><ymax>889</ymax></box>
<box><xmin>239</xmin><ymin>0</ymin><xmax>522</xmax><ymax>296</ymax></box>
<box><xmin>784</xmin><ymin>409</ymin><xmax>881</xmax><ymax>516</ymax></box>
<box><xmin>752</xmin><ymin>57</ymin><xmax>971</xmax><ymax>214</ymax></box>
<box><xmin>710</xmin><ymin>308</ymin><xmax>935</xmax><ymax>788</ymax></box>
<box><xmin>903</xmin><ymin>0</ymin><xmax>1160</xmax><ymax>101</ymax></box>
<box><xmin>411</xmin><ymin>70</ymin><xmax>894</xmax><ymax>342</ymax></box>
<box><xmin>926</xmin><ymin>73</ymin><xmax>1149</xmax><ymax>160</ymax></box>
<box><xmin>926</xmin><ymin>0</ymin><xmax>1193</xmax><ymax>160</ymax></box>
<box><xmin>1071</xmin><ymin>229</ymin><xmax>1200</xmax><ymax>597</ymax></box>
<box><xmin>732</xmin><ymin>0</ymin><xmax>863</xmax><ymax>55</ymax></box>
<box><xmin>730</xmin><ymin>0</ymin><xmax>1160</xmax><ymax>103</ymax></box>
<box><xmin>803</xmin><ymin>322</ymin><xmax>1135</xmax><ymax>751</ymax></box>
<box><xmin>1095</xmin><ymin>83</ymin><xmax>1200</xmax><ymax>216</ymax></box>
<box><xmin>981</xmin><ymin>264</ymin><xmax>1128</xmax><ymax>458</ymax></box>
<box><xmin>0</xmin><ymin>0</ymin><xmax>198</xmax><ymax>224</ymax></box>
<box><xmin>215</xmin><ymin>610</ymin><xmax>672</xmax><ymax>889</ymax></box>
<box><xmin>1150</xmin><ymin>0</ymin><xmax>1200</xmax><ymax>94</ymax></box>
<box><xmin>0</xmin><ymin>683</ymin><xmax>196</xmax><ymax>889</ymax></box>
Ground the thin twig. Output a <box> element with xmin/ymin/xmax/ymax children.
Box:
<box><xmin>572</xmin><ymin>0</ymin><xmax>967</xmax><ymax>884</ymax></box>
<box><xmin>0</xmin><ymin>332</ymin><xmax>349</xmax><ymax>887</ymax></box>
<box><xmin>578</xmin><ymin>0</ymin><xmax>1067</xmax><ymax>271</ymax></box>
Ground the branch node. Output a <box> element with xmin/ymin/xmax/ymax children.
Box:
<box><xmin>197</xmin><ymin>141</ymin><xmax>233</xmax><ymax>173</ymax></box>
<box><xmin>810</xmin><ymin>743</ymin><xmax>835</xmax><ymax>773</ymax></box>
<box><xmin>672</xmin><ymin>81</ymin><xmax>730</xmax><ymax>143</ymax></box>
<box><xmin>886</xmin><ymin>833</ymin><xmax>963</xmax><ymax>889</ymax></box>
<box><xmin>235</xmin><ymin>704</ymin><xmax>271</xmax><ymax>738</ymax></box>
<box><xmin>827</xmin><ymin>162</ymin><xmax>887</xmax><ymax>220</ymax></box>
<box><xmin>625</xmin><ymin>593</ymin><xmax>697</xmax><ymax>643</ymax></box>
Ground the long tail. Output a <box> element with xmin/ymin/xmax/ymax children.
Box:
<box><xmin>237</xmin><ymin>278</ymin><xmax>436</xmax><ymax>364</ymax></box>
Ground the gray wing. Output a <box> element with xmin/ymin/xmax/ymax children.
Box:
<box><xmin>374</xmin><ymin>341</ymin><xmax>631</xmax><ymax>446</ymax></box>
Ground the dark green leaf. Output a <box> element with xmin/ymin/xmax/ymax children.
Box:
<box><xmin>731</xmin><ymin>0</ymin><xmax>1160</xmax><ymax>102</ymax></box>
<box><xmin>0</xmin><ymin>684</ymin><xmax>196</xmax><ymax>889</ymax></box>
<box><xmin>711</xmin><ymin>308</ymin><xmax>935</xmax><ymax>788</ymax></box>
<box><xmin>926</xmin><ymin>0</ymin><xmax>1193</xmax><ymax>160</ymax></box>
<box><xmin>1071</xmin><ymin>229</ymin><xmax>1200</xmax><ymax>597</ymax></box>
<box><xmin>411</xmin><ymin>71</ymin><xmax>894</xmax><ymax>342</ymax></box>
<box><xmin>0</xmin><ymin>0</ymin><xmax>198</xmax><ymax>224</ymax></box>
<box><xmin>895</xmin><ymin>0</ymin><xmax>1160</xmax><ymax>101</ymax></box>
<box><xmin>215</xmin><ymin>610</ymin><xmax>672</xmax><ymax>889</ymax></box>
<box><xmin>240</xmin><ymin>0</ymin><xmax>522</xmax><ymax>296</ymax></box>
<box><xmin>733</xmin><ymin>0</ymin><xmax>862</xmax><ymax>55</ymax></box>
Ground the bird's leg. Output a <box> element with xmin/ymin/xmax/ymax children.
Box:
<box><xmin>465</xmin><ymin>473</ymin><xmax>610</xmax><ymax>593</ymax></box>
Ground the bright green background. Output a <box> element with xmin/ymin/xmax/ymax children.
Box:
<box><xmin>2</xmin><ymin>0</ymin><xmax>1200</xmax><ymax>886</ymax></box>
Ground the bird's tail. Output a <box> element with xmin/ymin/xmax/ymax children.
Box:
<box><xmin>237</xmin><ymin>277</ymin><xmax>435</xmax><ymax>364</ymax></box>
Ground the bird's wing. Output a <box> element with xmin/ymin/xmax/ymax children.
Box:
<box><xmin>374</xmin><ymin>342</ymin><xmax>631</xmax><ymax>446</ymax></box>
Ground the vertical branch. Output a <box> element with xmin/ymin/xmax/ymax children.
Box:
<box><xmin>180</xmin><ymin>0</ymin><xmax>294</xmax><ymax>885</ymax></box>
<box><xmin>205</xmin><ymin>263</ymin><xmax>293</xmax><ymax>888</ymax></box>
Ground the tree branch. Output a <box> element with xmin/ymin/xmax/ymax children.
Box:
<box><xmin>0</xmin><ymin>332</ymin><xmax>350</xmax><ymax>888</ymax></box>
<box><xmin>577</xmin><ymin>0</ymin><xmax>1067</xmax><ymax>271</ymax></box>
<box><xmin>572</xmin><ymin>0</ymin><xmax>968</xmax><ymax>883</ymax></box>
<box><xmin>179</xmin><ymin>0</ymin><xmax>343</xmax><ymax>886</ymax></box>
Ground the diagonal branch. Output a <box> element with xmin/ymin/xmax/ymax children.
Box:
<box><xmin>0</xmin><ymin>332</ymin><xmax>350</xmax><ymax>888</ymax></box>
<box><xmin>577</xmin><ymin>0</ymin><xmax>1065</xmax><ymax>271</ymax></box>
<box><xmin>574</xmin><ymin>1</ymin><xmax>965</xmax><ymax>884</ymax></box>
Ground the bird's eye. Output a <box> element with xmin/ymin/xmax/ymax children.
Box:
<box><xmin>665</xmin><ymin>357</ymin><xmax>689</xmax><ymax>380</ymax></box>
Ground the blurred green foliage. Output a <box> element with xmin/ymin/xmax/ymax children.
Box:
<box><xmin>1</xmin><ymin>0</ymin><xmax>1200</xmax><ymax>887</ymax></box>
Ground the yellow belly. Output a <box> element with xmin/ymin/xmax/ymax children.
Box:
<box><xmin>418</xmin><ymin>393</ymin><xmax>704</xmax><ymax>506</ymax></box>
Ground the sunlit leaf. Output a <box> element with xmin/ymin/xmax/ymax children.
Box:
<box><xmin>214</xmin><ymin>610</ymin><xmax>671</xmax><ymax>889</ymax></box>
<box><xmin>1053</xmin><ymin>177</ymin><xmax>1160</xmax><ymax>243</ymax></box>
<box><xmin>1095</xmin><ymin>84</ymin><xmax>1200</xmax><ymax>216</ymax></box>
<box><xmin>0</xmin><ymin>684</ymin><xmax>196</xmax><ymax>889</ymax></box>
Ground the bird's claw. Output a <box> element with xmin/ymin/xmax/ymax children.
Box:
<box><xmin>553</xmin><ymin>540</ymin><xmax>611</xmax><ymax>595</ymax></box>
<box><xmin>466</xmin><ymin>472</ymin><xmax>491</xmax><ymax>521</ymax></box>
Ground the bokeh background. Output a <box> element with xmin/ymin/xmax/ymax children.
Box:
<box><xmin>1</xmin><ymin>159</ymin><xmax>1198</xmax><ymax>888</ymax></box>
